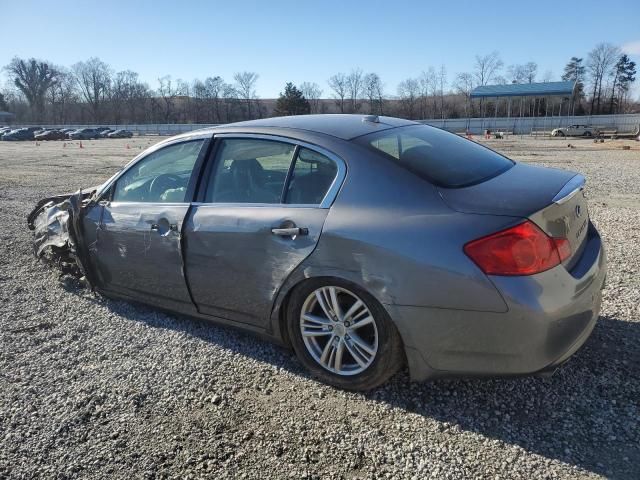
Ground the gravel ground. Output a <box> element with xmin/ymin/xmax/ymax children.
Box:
<box><xmin>1</xmin><ymin>136</ymin><xmax>639</xmax><ymax>479</ymax></box>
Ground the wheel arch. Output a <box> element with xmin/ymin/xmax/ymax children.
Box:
<box><xmin>269</xmin><ymin>267</ymin><xmax>397</xmax><ymax>348</ymax></box>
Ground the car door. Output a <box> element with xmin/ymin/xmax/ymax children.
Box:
<box><xmin>92</xmin><ymin>137</ymin><xmax>209</xmax><ymax>311</ymax></box>
<box><xmin>183</xmin><ymin>134</ymin><xmax>346</xmax><ymax>327</ymax></box>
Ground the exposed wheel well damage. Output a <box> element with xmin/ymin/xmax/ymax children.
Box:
<box><xmin>27</xmin><ymin>189</ymin><xmax>99</xmax><ymax>288</ymax></box>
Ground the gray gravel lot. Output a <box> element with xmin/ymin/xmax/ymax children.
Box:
<box><xmin>1</xmin><ymin>136</ymin><xmax>639</xmax><ymax>479</ymax></box>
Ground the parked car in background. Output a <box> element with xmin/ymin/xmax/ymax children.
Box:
<box><xmin>2</xmin><ymin>128</ymin><xmax>37</xmax><ymax>141</ymax></box>
<box><xmin>69</xmin><ymin>128</ymin><xmax>101</xmax><ymax>140</ymax></box>
<box><xmin>35</xmin><ymin>129</ymin><xmax>67</xmax><ymax>141</ymax></box>
<box><xmin>0</xmin><ymin>127</ymin><xmax>12</xmax><ymax>136</ymax></box>
<box><xmin>552</xmin><ymin>125</ymin><xmax>594</xmax><ymax>137</ymax></box>
<box><xmin>29</xmin><ymin>115</ymin><xmax>606</xmax><ymax>390</ymax></box>
<box><xmin>98</xmin><ymin>128</ymin><xmax>114</xmax><ymax>138</ymax></box>
<box><xmin>59</xmin><ymin>128</ymin><xmax>76</xmax><ymax>139</ymax></box>
<box><xmin>107</xmin><ymin>129</ymin><xmax>133</xmax><ymax>138</ymax></box>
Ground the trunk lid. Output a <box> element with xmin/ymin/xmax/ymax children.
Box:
<box><xmin>439</xmin><ymin>163</ymin><xmax>589</xmax><ymax>269</ymax></box>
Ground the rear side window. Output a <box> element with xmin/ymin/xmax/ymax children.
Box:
<box><xmin>205</xmin><ymin>138</ymin><xmax>295</xmax><ymax>203</ymax></box>
<box><xmin>285</xmin><ymin>148</ymin><xmax>338</xmax><ymax>204</ymax></box>
<box><xmin>356</xmin><ymin>125</ymin><xmax>513</xmax><ymax>188</ymax></box>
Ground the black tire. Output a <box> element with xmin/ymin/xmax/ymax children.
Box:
<box><xmin>287</xmin><ymin>278</ymin><xmax>404</xmax><ymax>391</ymax></box>
<box><xmin>583</xmin><ymin>131</ymin><xmax>592</xmax><ymax>138</ymax></box>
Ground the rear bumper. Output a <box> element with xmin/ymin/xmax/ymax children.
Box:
<box><xmin>388</xmin><ymin>223</ymin><xmax>607</xmax><ymax>381</ymax></box>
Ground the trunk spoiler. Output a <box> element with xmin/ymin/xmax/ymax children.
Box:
<box><xmin>552</xmin><ymin>174</ymin><xmax>585</xmax><ymax>205</ymax></box>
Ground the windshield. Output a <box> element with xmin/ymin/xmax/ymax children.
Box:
<box><xmin>355</xmin><ymin>125</ymin><xmax>514</xmax><ymax>188</ymax></box>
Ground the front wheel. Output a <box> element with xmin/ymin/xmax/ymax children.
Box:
<box><xmin>287</xmin><ymin>279</ymin><xmax>404</xmax><ymax>391</ymax></box>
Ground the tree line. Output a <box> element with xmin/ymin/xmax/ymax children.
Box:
<box><xmin>1</xmin><ymin>41</ymin><xmax>636</xmax><ymax>125</ymax></box>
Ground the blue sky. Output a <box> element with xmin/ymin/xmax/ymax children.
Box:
<box><xmin>3</xmin><ymin>0</ymin><xmax>639</xmax><ymax>98</ymax></box>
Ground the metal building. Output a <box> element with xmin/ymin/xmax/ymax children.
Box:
<box><xmin>470</xmin><ymin>81</ymin><xmax>576</xmax><ymax>134</ymax></box>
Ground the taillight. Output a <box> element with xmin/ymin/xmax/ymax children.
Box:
<box><xmin>464</xmin><ymin>220</ymin><xmax>571</xmax><ymax>276</ymax></box>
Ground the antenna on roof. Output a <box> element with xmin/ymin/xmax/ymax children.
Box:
<box><xmin>362</xmin><ymin>115</ymin><xmax>379</xmax><ymax>123</ymax></box>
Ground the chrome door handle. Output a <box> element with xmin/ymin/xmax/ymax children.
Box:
<box><xmin>151</xmin><ymin>223</ymin><xmax>178</xmax><ymax>232</ymax></box>
<box><xmin>271</xmin><ymin>227</ymin><xmax>308</xmax><ymax>237</ymax></box>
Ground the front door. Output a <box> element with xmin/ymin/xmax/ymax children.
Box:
<box><xmin>183</xmin><ymin>136</ymin><xmax>344</xmax><ymax>327</ymax></box>
<box><xmin>93</xmin><ymin>139</ymin><xmax>207</xmax><ymax>310</ymax></box>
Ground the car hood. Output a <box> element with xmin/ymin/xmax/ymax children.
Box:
<box><xmin>437</xmin><ymin>163</ymin><xmax>577</xmax><ymax>217</ymax></box>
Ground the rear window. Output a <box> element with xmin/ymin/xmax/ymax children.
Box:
<box><xmin>355</xmin><ymin>125</ymin><xmax>513</xmax><ymax>188</ymax></box>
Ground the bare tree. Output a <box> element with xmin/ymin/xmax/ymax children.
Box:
<box><xmin>176</xmin><ymin>79</ymin><xmax>192</xmax><ymax>122</ymax></box>
<box><xmin>454</xmin><ymin>72</ymin><xmax>474</xmax><ymax>117</ymax></box>
<box><xmin>587</xmin><ymin>42</ymin><xmax>620</xmax><ymax>114</ymax></box>
<box><xmin>0</xmin><ymin>91</ymin><xmax>8</xmax><ymax>111</ymax></box>
<box><xmin>204</xmin><ymin>76</ymin><xmax>224</xmax><ymax>122</ymax></box>
<box><xmin>474</xmin><ymin>51</ymin><xmax>503</xmax><ymax>118</ymax></box>
<box><xmin>328</xmin><ymin>73</ymin><xmax>348</xmax><ymax>113</ymax></box>
<box><xmin>191</xmin><ymin>79</ymin><xmax>207</xmax><ymax>123</ymax></box>
<box><xmin>6</xmin><ymin>57</ymin><xmax>58</xmax><ymax>120</ymax></box>
<box><xmin>72</xmin><ymin>57</ymin><xmax>112</xmax><ymax>122</ymax></box>
<box><xmin>507</xmin><ymin>62</ymin><xmax>537</xmax><ymax>84</ymax></box>
<box><xmin>129</xmin><ymin>79</ymin><xmax>152</xmax><ymax>123</ymax></box>
<box><xmin>474</xmin><ymin>51</ymin><xmax>503</xmax><ymax>86</ymax></box>
<box><xmin>110</xmin><ymin>70</ymin><xmax>148</xmax><ymax>123</ymax></box>
<box><xmin>233</xmin><ymin>71</ymin><xmax>259</xmax><ymax>119</ymax></box>
<box><xmin>363</xmin><ymin>73</ymin><xmax>384</xmax><ymax>115</ymax></box>
<box><xmin>437</xmin><ymin>65</ymin><xmax>447</xmax><ymax>119</ymax></box>
<box><xmin>300</xmin><ymin>81</ymin><xmax>323</xmax><ymax>113</ymax></box>
<box><xmin>397</xmin><ymin>78</ymin><xmax>420</xmax><ymax>119</ymax></box>
<box><xmin>523</xmin><ymin>62</ymin><xmax>538</xmax><ymax>83</ymax></box>
<box><xmin>156</xmin><ymin>75</ymin><xmax>184</xmax><ymax>122</ymax></box>
<box><xmin>346</xmin><ymin>68</ymin><xmax>364</xmax><ymax>113</ymax></box>
<box><xmin>418</xmin><ymin>69</ymin><xmax>435</xmax><ymax>118</ymax></box>
<box><xmin>47</xmin><ymin>67</ymin><xmax>76</xmax><ymax>124</ymax></box>
<box><xmin>221</xmin><ymin>83</ymin><xmax>240</xmax><ymax>122</ymax></box>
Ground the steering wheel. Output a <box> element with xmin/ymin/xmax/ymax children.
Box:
<box><xmin>148</xmin><ymin>173</ymin><xmax>182</xmax><ymax>200</ymax></box>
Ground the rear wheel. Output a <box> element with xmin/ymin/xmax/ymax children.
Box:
<box><xmin>287</xmin><ymin>279</ymin><xmax>404</xmax><ymax>391</ymax></box>
<box><xmin>583</xmin><ymin>131</ymin><xmax>592</xmax><ymax>137</ymax></box>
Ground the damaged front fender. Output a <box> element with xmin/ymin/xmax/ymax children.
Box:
<box><xmin>28</xmin><ymin>188</ymin><xmax>99</xmax><ymax>288</ymax></box>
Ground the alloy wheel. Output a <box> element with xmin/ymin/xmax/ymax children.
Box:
<box><xmin>299</xmin><ymin>286</ymin><xmax>378</xmax><ymax>376</ymax></box>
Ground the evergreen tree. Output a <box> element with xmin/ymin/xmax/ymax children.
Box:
<box><xmin>562</xmin><ymin>57</ymin><xmax>586</xmax><ymax>113</ymax></box>
<box><xmin>609</xmin><ymin>54</ymin><xmax>636</xmax><ymax>113</ymax></box>
<box><xmin>274</xmin><ymin>82</ymin><xmax>310</xmax><ymax>116</ymax></box>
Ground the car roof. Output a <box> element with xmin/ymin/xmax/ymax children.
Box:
<box><xmin>198</xmin><ymin>114</ymin><xmax>419</xmax><ymax>141</ymax></box>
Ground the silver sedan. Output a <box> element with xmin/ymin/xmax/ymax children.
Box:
<box><xmin>29</xmin><ymin>115</ymin><xmax>606</xmax><ymax>390</ymax></box>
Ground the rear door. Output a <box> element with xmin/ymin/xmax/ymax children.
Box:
<box><xmin>93</xmin><ymin>138</ymin><xmax>208</xmax><ymax>310</ymax></box>
<box><xmin>183</xmin><ymin>134</ymin><xmax>345</xmax><ymax>327</ymax></box>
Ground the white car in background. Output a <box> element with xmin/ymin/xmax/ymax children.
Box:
<box><xmin>552</xmin><ymin>124</ymin><xmax>594</xmax><ymax>137</ymax></box>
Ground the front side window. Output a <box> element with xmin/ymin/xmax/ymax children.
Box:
<box><xmin>113</xmin><ymin>140</ymin><xmax>204</xmax><ymax>202</ymax></box>
<box><xmin>205</xmin><ymin>138</ymin><xmax>295</xmax><ymax>203</ymax></box>
<box><xmin>356</xmin><ymin>125</ymin><xmax>513</xmax><ymax>188</ymax></box>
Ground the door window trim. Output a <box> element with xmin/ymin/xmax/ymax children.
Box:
<box><xmin>197</xmin><ymin>133</ymin><xmax>347</xmax><ymax>209</ymax></box>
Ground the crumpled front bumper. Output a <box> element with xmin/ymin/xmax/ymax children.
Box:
<box><xmin>27</xmin><ymin>189</ymin><xmax>97</xmax><ymax>287</ymax></box>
